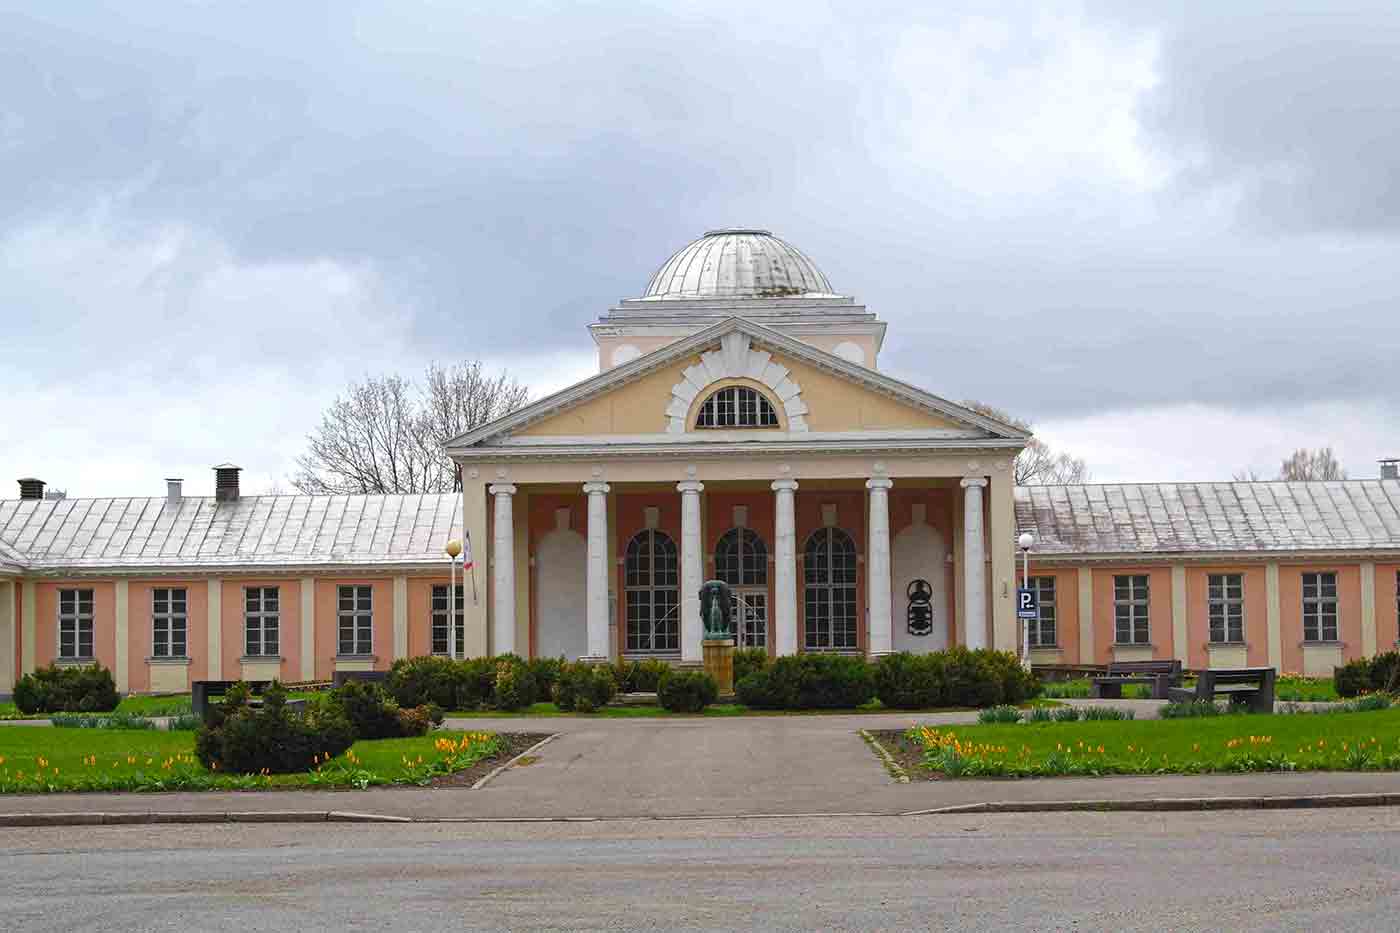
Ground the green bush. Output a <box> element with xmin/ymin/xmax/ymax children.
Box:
<box><xmin>873</xmin><ymin>652</ymin><xmax>945</xmax><ymax>709</ymax></box>
<box><xmin>1335</xmin><ymin>659</ymin><xmax>1371</xmax><ymax>698</ymax></box>
<box><xmin>13</xmin><ymin>663</ymin><xmax>120</xmax><ymax>715</ymax></box>
<box><xmin>978</xmin><ymin>650</ymin><xmax>1042</xmax><ymax>705</ymax></box>
<box><xmin>553</xmin><ymin>662</ymin><xmax>617</xmax><ymax>712</ymax></box>
<box><xmin>941</xmin><ymin>647</ymin><xmax>1005</xmax><ymax>708</ymax></box>
<box><xmin>526</xmin><ymin>657</ymin><xmax>566</xmax><ymax>696</ymax></box>
<box><xmin>387</xmin><ymin>654</ymin><xmax>538</xmax><ymax>711</ymax></box>
<box><xmin>733</xmin><ymin>648</ymin><xmax>770</xmax><ymax>686</ymax></box>
<box><xmin>387</xmin><ymin>656</ymin><xmax>459</xmax><ymax>709</ymax></box>
<box><xmin>1368</xmin><ymin>652</ymin><xmax>1400</xmax><ymax>694</ymax></box>
<box><xmin>610</xmin><ymin>659</ymin><xmax>672</xmax><ymax>693</ymax></box>
<box><xmin>492</xmin><ymin>657</ymin><xmax>539</xmax><ymax>711</ymax></box>
<box><xmin>195</xmin><ymin>682</ymin><xmax>355</xmax><ymax>774</ymax></box>
<box><xmin>657</xmin><ymin>670</ymin><xmax>719</xmax><ymax>713</ymax></box>
<box><xmin>1080</xmin><ymin>706</ymin><xmax>1135</xmax><ymax>721</ymax></box>
<box><xmin>736</xmin><ymin>654</ymin><xmax>875</xmax><ymax>710</ymax></box>
<box><xmin>331</xmin><ymin>680</ymin><xmax>436</xmax><ymax>739</ymax></box>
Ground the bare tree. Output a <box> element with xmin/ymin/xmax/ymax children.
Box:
<box><xmin>1231</xmin><ymin>468</ymin><xmax>1264</xmax><ymax>482</ymax></box>
<box><xmin>962</xmin><ymin>400</ymin><xmax>1090</xmax><ymax>485</ymax></box>
<box><xmin>293</xmin><ymin>362</ymin><xmax>529</xmax><ymax>494</ymax></box>
<box><xmin>1278</xmin><ymin>447</ymin><xmax>1347</xmax><ymax>481</ymax></box>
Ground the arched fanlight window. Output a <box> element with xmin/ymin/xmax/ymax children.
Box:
<box><xmin>624</xmin><ymin>530</ymin><xmax>679</xmax><ymax>655</ymax></box>
<box><xmin>695</xmin><ymin>386</ymin><xmax>780</xmax><ymax>428</ymax></box>
<box><xmin>803</xmin><ymin>527</ymin><xmax>858</xmax><ymax>651</ymax></box>
<box><xmin>715</xmin><ymin>527</ymin><xmax>769</xmax><ymax>648</ymax></box>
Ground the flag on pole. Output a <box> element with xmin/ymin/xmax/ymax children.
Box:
<box><xmin>461</xmin><ymin>532</ymin><xmax>474</xmax><ymax>570</ymax></box>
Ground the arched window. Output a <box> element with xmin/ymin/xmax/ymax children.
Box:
<box><xmin>803</xmin><ymin>527</ymin><xmax>858</xmax><ymax>651</ymax></box>
<box><xmin>715</xmin><ymin>527</ymin><xmax>768</xmax><ymax>648</ymax></box>
<box><xmin>695</xmin><ymin>386</ymin><xmax>780</xmax><ymax>428</ymax></box>
<box><xmin>624</xmin><ymin>529</ymin><xmax>679</xmax><ymax>655</ymax></box>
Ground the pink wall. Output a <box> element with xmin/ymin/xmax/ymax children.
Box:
<box><xmin>1183</xmin><ymin>566</ymin><xmax>1269</xmax><ymax>669</ymax></box>
<box><xmin>313</xmin><ymin>577</ymin><xmax>393</xmax><ymax>676</ymax></box>
<box><xmin>1279</xmin><ymin>564</ymin><xmax>1363</xmax><ymax>672</ymax></box>
<box><xmin>1091</xmin><ymin>567</ymin><xmax>1174</xmax><ymax>661</ymax></box>
<box><xmin>221</xmin><ymin>579</ymin><xmax>302</xmax><ymax>681</ymax></box>
<box><xmin>33</xmin><ymin>581</ymin><xmax>115</xmax><ymax>670</ymax></box>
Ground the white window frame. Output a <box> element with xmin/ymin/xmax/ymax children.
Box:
<box><xmin>1113</xmin><ymin>574</ymin><xmax>1150</xmax><ymax>646</ymax></box>
<box><xmin>1207</xmin><ymin>573</ymin><xmax>1245</xmax><ymax>644</ymax></box>
<box><xmin>151</xmin><ymin>587</ymin><xmax>188</xmax><ymax>659</ymax></box>
<box><xmin>57</xmin><ymin>588</ymin><xmax>95</xmax><ymax>661</ymax></box>
<box><xmin>338</xmin><ymin>585</ymin><xmax>374</xmax><ymax>656</ymax></box>
<box><xmin>1302</xmin><ymin>571</ymin><xmax>1339</xmax><ymax>643</ymax></box>
<box><xmin>244</xmin><ymin>586</ymin><xmax>280</xmax><ymax>658</ymax></box>
<box><xmin>431</xmin><ymin>584</ymin><xmax>465</xmax><ymax>659</ymax></box>
<box><xmin>694</xmin><ymin>385</ymin><xmax>780</xmax><ymax>429</ymax></box>
<box><xmin>1027</xmin><ymin>576</ymin><xmax>1057</xmax><ymax>648</ymax></box>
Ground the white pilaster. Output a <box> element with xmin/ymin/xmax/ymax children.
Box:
<box><xmin>678</xmin><ymin>480</ymin><xmax>705</xmax><ymax>663</ymax></box>
<box><xmin>0</xmin><ymin>581</ymin><xmax>12</xmax><ymax>694</ymax></box>
<box><xmin>960</xmin><ymin>478</ymin><xmax>988</xmax><ymax>650</ymax></box>
<box><xmin>114</xmin><ymin>579</ymin><xmax>129</xmax><ymax>694</ymax></box>
<box><xmin>865</xmin><ymin>477</ymin><xmax>894</xmax><ymax>657</ymax></box>
<box><xmin>21</xmin><ymin>580</ymin><xmax>36</xmax><ymax>675</ymax></box>
<box><xmin>1266</xmin><ymin>562</ymin><xmax>1282</xmax><ymax>671</ymax></box>
<box><xmin>299</xmin><ymin>577</ymin><xmax>316</xmax><ymax>681</ymax></box>
<box><xmin>1361</xmin><ymin>562</ymin><xmax>1377</xmax><ymax>658</ymax></box>
<box><xmin>772</xmin><ymin>479</ymin><xmax>799</xmax><ymax>656</ymax></box>
<box><xmin>392</xmin><ymin>575</ymin><xmax>409</xmax><ymax>661</ymax></box>
<box><xmin>207</xmin><ymin>579</ymin><xmax>222</xmax><ymax>679</ymax></box>
<box><xmin>490</xmin><ymin>484</ymin><xmax>517</xmax><ymax>656</ymax></box>
<box><xmin>1171</xmin><ymin>564</ymin><xmax>1188</xmax><ymax>664</ymax></box>
<box><xmin>582</xmin><ymin>481</ymin><xmax>611</xmax><ymax>661</ymax></box>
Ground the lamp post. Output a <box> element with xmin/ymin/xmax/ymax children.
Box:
<box><xmin>445</xmin><ymin>539</ymin><xmax>463</xmax><ymax>659</ymax></box>
<box><xmin>1017</xmin><ymin>532</ymin><xmax>1035</xmax><ymax>671</ymax></box>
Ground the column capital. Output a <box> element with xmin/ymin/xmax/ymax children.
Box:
<box><xmin>582</xmin><ymin>481</ymin><xmax>611</xmax><ymax>496</ymax></box>
<box><xmin>489</xmin><ymin>483</ymin><xmax>518</xmax><ymax>497</ymax></box>
<box><xmin>770</xmin><ymin>478</ymin><xmax>800</xmax><ymax>493</ymax></box>
<box><xmin>959</xmin><ymin>477</ymin><xmax>988</xmax><ymax>489</ymax></box>
<box><xmin>865</xmin><ymin>477</ymin><xmax>894</xmax><ymax>491</ymax></box>
<box><xmin>676</xmin><ymin>480</ymin><xmax>705</xmax><ymax>495</ymax></box>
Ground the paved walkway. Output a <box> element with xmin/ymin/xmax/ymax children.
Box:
<box><xmin>3</xmin><ymin>706</ymin><xmax>1399</xmax><ymax>821</ymax></box>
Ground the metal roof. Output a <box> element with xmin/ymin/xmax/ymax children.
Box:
<box><xmin>1016</xmin><ymin>481</ymin><xmax>1400</xmax><ymax>557</ymax></box>
<box><xmin>0</xmin><ymin>494</ymin><xmax>461</xmax><ymax>572</ymax></box>
<box><xmin>642</xmin><ymin>230</ymin><xmax>836</xmax><ymax>300</ymax></box>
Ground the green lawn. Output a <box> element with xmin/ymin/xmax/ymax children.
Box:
<box><xmin>0</xmin><ymin>727</ymin><xmax>504</xmax><ymax>793</ymax></box>
<box><xmin>0</xmin><ymin>691</ymin><xmax>325</xmax><ymax>721</ymax></box>
<box><xmin>906</xmin><ymin>706</ymin><xmax>1400</xmax><ymax>777</ymax></box>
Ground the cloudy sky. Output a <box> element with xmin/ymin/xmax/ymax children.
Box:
<box><xmin>2</xmin><ymin>1</ymin><xmax>1396</xmax><ymax>497</ymax></box>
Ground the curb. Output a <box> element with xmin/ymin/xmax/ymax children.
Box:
<box><xmin>859</xmin><ymin>729</ymin><xmax>910</xmax><ymax>784</ymax></box>
<box><xmin>471</xmin><ymin>733</ymin><xmax>560</xmax><ymax>789</ymax></box>
<box><xmin>4</xmin><ymin>792</ymin><xmax>1400</xmax><ymax>827</ymax></box>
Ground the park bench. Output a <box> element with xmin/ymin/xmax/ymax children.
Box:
<box><xmin>191</xmin><ymin>680</ymin><xmax>305</xmax><ymax>722</ymax></box>
<box><xmin>1089</xmin><ymin>660</ymin><xmax>1183</xmax><ymax>700</ymax></box>
<box><xmin>332</xmin><ymin>670</ymin><xmax>391</xmax><ymax>688</ymax></box>
<box><xmin>1168</xmin><ymin>667</ymin><xmax>1276</xmax><ymax>713</ymax></box>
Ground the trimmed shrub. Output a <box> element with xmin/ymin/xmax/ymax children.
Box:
<box><xmin>526</xmin><ymin>657</ymin><xmax>566</xmax><ymax>696</ymax></box>
<box><xmin>1368</xmin><ymin>652</ymin><xmax>1400</xmax><ymax>694</ymax></box>
<box><xmin>553</xmin><ymin>662</ymin><xmax>617</xmax><ymax>712</ymax></box>
<box><xmin>195</xmin><ymin>682</ymin><xmax>355</xmax><ymax>774</ymax></box>
<box><xmin>736</xmin><ymin>654</ymin><xmax>875</xmax><ymax>710</ymax></box>
<box><xmin>13</xmin><ymin>663</ymin><xmax>120</xmax><ymax>714</ymax></box>
<box><xmin>733</xmin><ymin>648</ymin><xmax>770</xmax><ymax>686</ymax></box>
<box><xmin>657</xmin><ymin>670</ymin><xmax>719</xmax><ymax>713</ymax></box>
<box><xmin>332</xmin><ymin>680</ymin><xmax>437</xmax><ymax>739</ymax></box>
<box><xmin>387</xmin><ymin>655</ymin><xmax>538</xmax><ymax>711</ymax></box>
<box><xmin>1335</xmin><ymin>659</ymin><xmax>1371</xmax><ymax>698</ymax></box>
<box><xmin>979</xmin><ymin>650</ymin><xmax>1042</xmax><ymax>705</ymax></box>
<box><xmin>941</xmin><ymin>647</ymin><xmax>1003</xmax><ymax>708</ymax></box>
<box><xmin>492</xmin><ymin>657</ymin><xmax>538</xmax><ymax>711</ymax></box>
<box><xmin>387</xmin><ymin>656</ymin><xmax>459</xmax><ymax>709</ymax></box>
<box><xmin>873</xmin><ymin>652</ymin><xmax>945</xmax><ymax>709</ymax></box>
<box><xmin>610</xmin><ymin>659</ymin><xmax>672</xmax><ymax>693</ymax></box>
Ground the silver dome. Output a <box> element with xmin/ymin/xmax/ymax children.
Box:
<box><xmin>642</xmin><ymin>229</ymin><xmax>835</xmax><ymax>299</ymax></box>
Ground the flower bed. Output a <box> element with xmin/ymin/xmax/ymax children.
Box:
<box><xmin>879</xmin><ymin>705</ymin><xmax>1400</xmax><ymax>779</ymax></box>
<box><xmin>0</xmin><ymin>726</ymin><xmax>536</xmax><ymax>794</ymax></box>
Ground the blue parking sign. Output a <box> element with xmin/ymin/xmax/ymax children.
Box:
<box><xmin>1016</xmin><ymin>587</ymin><xmax>1039</xmax><ymax>620</ymax></box>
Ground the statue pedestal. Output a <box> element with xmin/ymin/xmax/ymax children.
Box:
<box><xmin>702</xmin><ymin>638</ymin><xmax>737</xmax><ymax>697</ymax></box>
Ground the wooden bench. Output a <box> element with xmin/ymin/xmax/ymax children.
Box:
<box><xmin>1168</xmin><ymin>667</ymin><xmax>1276</xmax><ymax>713</ymax></box>
<box><xmin>332</xmin><ymin>670</ymin><xmax>390</xmax><ymax>688</ymax></box>
<box><xmin>1090</xmin><ymin>660</ymin><xmax>1183</xmax><ymax>700</ymax></box>
<box><xmin>191</xmin><ymin>680</ymin><xmax>306</xmax><ymax>721</ymax></box>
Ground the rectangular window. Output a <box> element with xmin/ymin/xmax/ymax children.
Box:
<box><xmin>58</xmin><ymin>588</ymin><xmax>95</xmax><ymax>660</ymax></box>
<box><xmin>152</xmin><ymin>587</ymin><xmax>188</xmax><ymax>658</ymax></box>
<box><xmin>431</xmin><ymin>584</ymin><xmax>465</xmax><ymax>658</ymax></box>
<box><xmin>1027</xmin><ymin>576</ymin><xmax>1056</xmax><ymax>647</ymax></box>
<box><xmin>1113</xmin><ymin>575</ymin><xmax>1150</xmax><ymax>645</ymax></box>
<box><xmin>244</xmin><ymin>587</ymin><xmax>280</xmax><ymax>657</ymax></box>
<box><xmin>1207</xmin><ymin>574</ymin><xmax>1244</xmax><ymax>644</ymax></box>
<box><xmin>338</xmin><ymin>585</ymin><xmax>373</xmax><ymax>656</ymax></box>
<box><xmin>1302</xmin><ymin>572</ymin><xmax>1338</xmax><ymax>642</ymax></box>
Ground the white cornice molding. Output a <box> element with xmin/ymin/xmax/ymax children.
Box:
<box><xmin>447</xmin><ymin>317</ymin><xmax>1030</xmax><ymax>451</ymax></box>
<box><xmin>1027</xmin><ymin>548</ymin><xmax>1400</xmax><ymax>566</ymax></box>
<box><xmin>19</xmin><ymin>561</ymin><xmax>460</xmax><ymax>579</ymax></box>
<box><xmin>456</xmin><ymin>436</ymin><xmax>1026</xmax><ymax>461</ymax></box>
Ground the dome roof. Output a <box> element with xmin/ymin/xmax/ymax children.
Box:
<box><xmin>642</xmin><ymin>229</ymin><xmax>835</xmax><ymax>299</ymax></box>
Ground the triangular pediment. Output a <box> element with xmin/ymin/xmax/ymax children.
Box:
<box><xmin>446</xmin><ymin>318</ymin><xmax>1027</xmax><ymax>451</ymax></box>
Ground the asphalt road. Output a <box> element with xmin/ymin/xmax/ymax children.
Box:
<box><xmin>4</xmin><ymin>808</ymin><xmax>1399</xmax><ymax>931</ymax></box>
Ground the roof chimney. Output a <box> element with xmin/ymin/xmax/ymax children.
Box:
<box><xmin>1382</xmin><ymin>459</ymin><xmax>1399</xmax><ymax>481</ymax></box>
<box><xmin>17</xmin><ymin>478</ymin><xmax>45</xmax><ymax>500</ymax></box>
<box><xmin>166</xmin><ymin>478</ymin><xmax>184</xmax><ymax>506</ymax></box>
<box><xmin>213</xmin><ymin>464</ymin><xmax>242</xmax><ymax>502</ymax></box>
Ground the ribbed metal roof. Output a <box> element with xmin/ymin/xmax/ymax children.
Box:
<box><xmin>1016</xmin><ymin>481</ymin><xmax>1400</xmax><ymax>556</ymax></box>
<box><xmin>642</xmin><ymin>230</ymin><xmax>835</xmax><ymax>299</ymax></box>
<box><xmin>0</xmin><ymin>494</ymin><xmax>461</xmax><ymax>572</ymax></box>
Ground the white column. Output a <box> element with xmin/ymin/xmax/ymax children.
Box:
<box><xmin>582</xmin><ymin>481</ymin><xmax>611</xmax><ymax>661</ymax></box>
<box><xmin>678</xmin><ymin>480</ymin><xmax>705</xmax><ymax>662</ymax></box>
<box><xmin>772</xmin><ymin>479</ymin><xmax>799</xmax><ymax>656</ymax></box>
<box><xmin>490</xmin><ymin>484</ymin><xmax>517</xmax><ymax>656</ymax></box>
<box><xmin>866</xmin><ymin>477</ymin><xmax>894</xmax><ymax>657</ymax></box>
<box><xmin>960</xmin><ymin>478</ymin><xmax>988</xmax><ymax>650</ymax></box>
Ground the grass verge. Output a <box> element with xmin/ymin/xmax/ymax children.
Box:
<box><xmin>0</xmin><ymin>727</ymin><xmax>526</xmax><ymax>794</ymax></box>
<box><xmin>884</xmin><ymin>706</ymin><xmax>1400</xmax><ymax>779</ymax></box>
